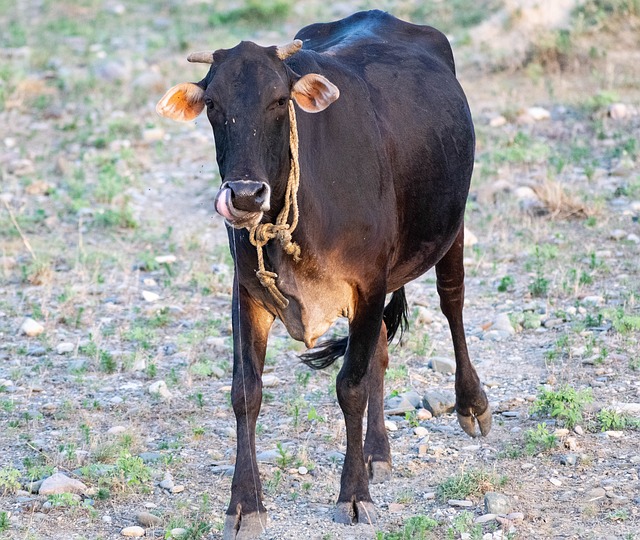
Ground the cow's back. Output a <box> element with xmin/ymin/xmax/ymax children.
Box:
<box><xmin>294</xmin><ymin>11</ymin><xmax>475</xmax><ymax>284</ymax></box>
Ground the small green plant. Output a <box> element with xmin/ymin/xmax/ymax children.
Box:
<box><xmin>0</xmin><ymin>467</ymin><xmax>21</xmax><ymax>495</ymax></box>
<box><xmin>376</xmin><ymin>515</ymin><xmax>438</xmax><ymax>539</ymax></box>
<box><xmin>0</xmin><ymin>511</ymin><xmax>9</xmax><ymax>532</ymax></box>
<box><xmin>176</xmin><ymin>521</ymin><xmax>212</xmax><ymax>539</ymax></box>
<box><xmin>112</xmin><ymin>453</ymin><xmax>151</xmax><ymax>487</ymax></box>
<box><xmin>448</xmin><ymin>511</ymin><xmax>482</xmax><ymax>539</ymax></box>
<box><xmin>531</xmin><ymin>385</ymin><xmax>593</xmax><ymax>428</ymax></box>
<box><xmin>596</xmin><ymin>409</ymin><xmax>640</xmax><ymax>431</ymax></box>
<box><xmin>47</xmin><ymin>492</ymin><xmax>81</xmax><ymax>507</ymax></box>
<box><xmin>405</xmin><ymin>410</ymin><xmax>420</xmax><ymax>428</ymax></box>
<box><xmin>497</xmin><ymin>275</ymin><xmax>515</xmax><ymax>292</ymax></box>
<box><xmin>524</xmin><ymin>423</ymin><xmax>558</xmax><ymax>454</ymax></box>
<box><xmin>275</xmin><ymin>442</ymin><xmax>292</xmax><ymax>469</ymax></box>
<box><xmin>436</xmin><ymin>469</ymin><xmax>506</xmax><ymax>501</ymax></box>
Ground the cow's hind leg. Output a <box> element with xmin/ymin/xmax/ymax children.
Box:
<box><xmin>364</xmin><ymin>323</ymin><xmax>391</xmax><ymax>484</ymax></box>
<box><xmin>435</xmin><ymin>225</ymin><xmax>491</xmax><ymax>437</ymax></box>
<box><xmin>334</xmin><ymin>289</ymin><xmax>386</xmax><ymax>525</ymax></box>
<box><xmin>224</xmin><ymin>282</ymin><xmax>274</xmax><ymax>540</ymax></box>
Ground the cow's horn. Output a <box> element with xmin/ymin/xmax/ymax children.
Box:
<box><xmin>187</xmin><ymin>51</ymin><xmax>214</xmax><ymax>64</ymax></box>
<box><xmin>276</xmin><ymin>39</ymin><xmax>303</xmax><ymax>60</ymax></box>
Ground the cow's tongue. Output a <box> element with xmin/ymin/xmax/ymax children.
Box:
<box><xmin>215</xmin><ymin>188</ymin><xmax>237</xmax><ymax>221</ymax></box>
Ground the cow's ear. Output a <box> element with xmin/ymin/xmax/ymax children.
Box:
<box><xmin>156</xmin><ymin>82</ymin><xmax>205</xmax><ymax>122</ymax></box>
<box><xmin>291</xmin><ymin>74</ymin><xmax>339</xmax><ymax>113</ymax></box>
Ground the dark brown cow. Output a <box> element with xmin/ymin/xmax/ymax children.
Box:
<box><xmin>157</xmin><ymin>10</ymin><xmax>491</xmax><ymax>539</ymax></box>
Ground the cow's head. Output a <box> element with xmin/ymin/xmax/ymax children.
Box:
<box><xmin>156</xmin><ymin>40</ymin><xmax>339</xmax><ymax>229</ymax></box>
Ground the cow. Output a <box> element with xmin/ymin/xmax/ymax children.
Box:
<box><xmin>156</xmin><ymin>10</ymin><xmax>491</xmax><ymax>539</ymax></box>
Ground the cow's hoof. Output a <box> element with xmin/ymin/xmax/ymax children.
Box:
<box><xmin>367</xmin><ymin>460</ymin><xmax>392</xmax><ymax>484</ymax></box>
<box><xmin>457</xmin><ymin>407</ymin><xmax>492</xmax><ymax>438</ymax></box>
<box><xmin>335</xmin><ymin>500</ymin><xmax>377</xmax><ymax>525</ymax></box>
<box><xmin>223</xmin><ymin>510</ymin><xmax>267</xmax><ymax>540</ymax></box>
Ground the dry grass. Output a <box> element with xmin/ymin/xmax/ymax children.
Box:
<box><xmin>532</xmin><ymin>179</ymin><xmax>594</xmax><ymax>219</ymax></box>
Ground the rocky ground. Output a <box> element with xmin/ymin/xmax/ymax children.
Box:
<box><xmin>1</xmin><ymin>1</ymin><xmax>640</xmax><ymax>539</ymax></box>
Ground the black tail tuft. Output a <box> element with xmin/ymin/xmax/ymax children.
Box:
<box><xmin>299</xmin><ymin>287</ymin><xmax>409</xmax><ymax>370</ymax></box>
<box><xmin>383</xmin><ymin>286</ymin><xmax>408</xmax><ymax>346</ymax></box>
<box><xmin>300</xmin><ymin>337</ymin><xmax>348</xmax><ymax>370</ymax></box>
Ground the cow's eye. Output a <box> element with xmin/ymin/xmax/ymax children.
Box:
<box><xmin>204</xmin><ymin>97</ymin><xmax>214</xmax><ymax>109</ymax></box>
<box><xmin>277</xmin><ymin>97</ymin><xmax>288</xmax><ymax>107</ymax></box>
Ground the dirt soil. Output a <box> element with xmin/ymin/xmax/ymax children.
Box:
<box><xmin>1</xmin><ymin>2</ymin><xmax>640</xmax><ymax>539</ymax></box>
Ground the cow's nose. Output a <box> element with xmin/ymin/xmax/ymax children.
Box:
<box><xmin>225</xmin><ymin>180</ymin><xmax>271</xmax><ymax>212</ymax></box>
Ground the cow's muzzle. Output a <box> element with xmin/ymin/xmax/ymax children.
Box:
<box><xmin>215</xmin><ymin>180</ymin><xmax>271</xmax><ymax>229</ymax></box>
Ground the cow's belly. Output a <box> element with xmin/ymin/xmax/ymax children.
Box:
<box><xmin>276</xmin><ymin>276</ymin><xmax>353</xmax><ymax>349</ymax></box>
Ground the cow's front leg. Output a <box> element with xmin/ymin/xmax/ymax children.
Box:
<box><xmin>223</xmin><ymin>283</ymin><xmax>274</xmax><ymax>540</ymax></box>
<box><xmin>436</xmin><ymin>224</ymin><xmax>491</xmax><ymax>437</ymax></box>
<box><xmin>334</xmin><ymin>290</ymin><xmax>385</xmax><ymax>525</ymax></box>
<box><xmin>364</xmin><ymin>323</ymin><xmax>392</xmax><ymax>484</ymax></box>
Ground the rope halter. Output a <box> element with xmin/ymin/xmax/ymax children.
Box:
<box><xmin>247</xmin><ymin>99</ymin><xmax>301</xmax><ymax>309</ymax></box>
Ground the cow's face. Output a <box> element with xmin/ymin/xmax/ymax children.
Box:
<box><xmin>157</xmin><ymin>41</ymin><xmax>339</xmax><ymax>229</ymax></box>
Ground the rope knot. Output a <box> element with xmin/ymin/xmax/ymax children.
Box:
<box><xmin>245</xmin><ymin>99</ymin><xmax>301</xmax><ymax>308</ymax></box>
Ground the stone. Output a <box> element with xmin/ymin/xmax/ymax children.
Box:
<box><xmin>491</xmin><ymin>313</ymin><xmax>515</xmax><ymax>335</ymax></box>
<box><xmin>413</xmin><ymin>427</ymin><xmax>429</xmax><ymax>438</ymax></box>
<box><xmin>608</xmin><ymin>103</ymin><xmax>628</xmax><ymax>120</ymax></box>
<box><xmin>586</xmin><ymin>487</ymin><xmax>606</xmax><ymax>501</ymax></box>
<box><xmin>148</xmin><ymin>380</ymin><xmax>172</xmax><ymax>399</ymax></box>
<box><xmin>448</xmin><ymin>499</ymin><xmax>473</xmax><ymax>507</ymax></box>
<box><xmin>484</xmin><ymin>492</ymin><xmax>511</xmax><ymax>515</ymax></box>
<box><xmin>56</xmin><ymin>342</ymin><xmax>74</xmax><ymax>354</ymax></box>
<box><xmin>297</xmin><ymin>466</ymin><xmax>308</xmax><ymax>475</ymax></box>
<box><xmin>527</xmin><ymin>106</ymin><xmax>551</xmax><ymax>121</ymax></box>
<box><xmin>414</xmin><ymin>306</ymin><xmax>434</xmax><ymax>326</ymax></box>
<box><xmin>27</xmin><ymin>346</ymin><xmax>47</xmax><ymax>357</ymax></box>
<box><xmin>170</xmin><ymin>528</ymin><xmax>188</xmax><ymax>539</ymax></box>
<box><xmin>159</xmin><ymin>478</ymin><xmax>174</xmax><ymax>490</ymax></box>
<box><xmin>429</xmin><ymin>356</ymin><xmax>456</xmax><ymax>374</ymax></box>
<box><xmin>137</xmin><ymin>511</ymin><xmax>162</xmax><ymax>527</ymax></box>
<box><xmin>489</xmin><ymin>115</ymin><xmax>507</xmax><ymax>127</ymax></box>
<box><xmin>549</xmin><ymin>478</ymin><xmax>562</xmax><ymax>487</ymax></box>
<box><xmin>138</xmin><ymin>452</ymin><xmax>162</xmax><ymax>463</ymax></box>
<box><xmin>39</xmin><ymin>473</ymin><xmax>87</xmax><ymax>495</ymax></box>
<box><xmin>20</xmin><ymin>318</ymin><xmax>44</xmax><ymax>337</ymax></box>
<box><xmin>384</xmin><ymin>420</ymin><xmax>398</xmax><ymax>432</ymax></box>
<box><xmin>170</xmin><ymin>485</ymin><xmax>185</xmax><ymax>494</ymax></box>
<box><xmin>155</xmin><ymin>255</ymin><xmax>176</xmax><ymax>264</ymax></box>
<box><xmin>417</xmin><ymin>409</ymin><xmax>432</xmax><ymax>421</ymax></box>
<box><xmin>422</xmin><ymin>389</ymin><xmax>456</xmax><ymax>417</ymax></box>
<box><xmin>262</xmin><ymin>374</ymin><xmax>280</xmax><ymax>387</ymax></box>
<box><xmin>610</xmin><ymin>229</ymin><xmax>627</xmax><ymax>241</ymax></box>
<box><xmin>475</xmin><ymin>514</ymin><xmax>497</xmax><ymax>524</ymax></box>
<box><xmin>121</xmin><ymin>526</ymin><xmax>145</xmax><ymax>537</ymax></box>
<box><xmin>142</xmin><ymin>290</ymin><xmax>160</xmax><ymax>303</ymax></box>
<box><xmin>560</xmin><ymin>454</ymin><xmax>578</xmax><ymax>466</ymax></box>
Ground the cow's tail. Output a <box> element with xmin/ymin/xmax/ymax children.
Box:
<box><xmin>300</xmin><ymin>287</ymin><xmax>408</xmax><ymax>370</ymax></box>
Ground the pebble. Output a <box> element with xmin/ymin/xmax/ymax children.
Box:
<box><xmin>27</xmin><ymin>346</ymin><xmax>47</xmax><ymax>357</ymax></box>
<box><xmin>586</xmin><ymin>487</ymin><xmax>606</xmax><ymax>501</ymax></box>
<box><xmin>138</xmin><ymin>452</ymin><xmax>162</xmax><ymax>463</ymax></box>
<box><xmin>422</xmin><ymin>389</ymin><xmax>456</xmax><ymax>417</ymax></box>
<box><xmin>489</xmin><ymin>115</ymin><xmax>507</xmax><ymax>127</ymax></box>
<box><xmin>475</xmin><ymin>514</ymin><xmax>497</xmax><ymax>524</ymax></box>
<box><xmin>417</xmin><ymin>409</ymin><xmax>432</xmax><ymax>421</ymax></box>
<box><xmin>526</xmin><ymin>106</ymin><xmax>551</xmax><ymax>121</ymax></box>
<box><xmin>549</xmin><ymin>478</ymin><xmax>562</xmax><ymax>487</ymax></box>
<box><xmin>608</xmin><ymin>103</ymin><xmax>628</xmax><ymax>119</ymax></box>
<box><xmin>262</xmin><ymin>374</ymin><xmax>280</xmax><ymax>387</ymax></box>
<box><xmin>413</xmin><ymin>426</ymin><xmax>429</xmax><ymax>438</ymax></box>
<box><xmin>170</xmin><ymin>528</ymin><xmax>188</xmax><ymax>539</ymax></box>
<box><xmin>56</xmin><ymin>342</ymin><xmax>74</xmax><ymax>354</ymax></box>
<box><xmin>429</xmin><ymin>356</ymin><xmax>456</xmax><ymax>374</ymax></box>
<box><xmin>384</xmin><ymin>420</ymin><xmax>398</xmax><ymax>432</ymax></box>
<box><xmin>560</xmin><ymin>454</ymin><xmax>578</xmax><ymax>466</ymax></box>
<box><xmin>159</xmin><ymin>478</ymin><xmax>174</xmax><ymax>490</ymax></box>
<box><xmin>448</xmin><ymin>499</ymin><xmax>473</xmax><ymax>507</ymax></box>
<box><xmin>148</xmin><ymin>380</ymin><xmax>172</xmax><ymax>399</ymax></box>
<box><xmin>137</xmin><ymin>511</ymin><xmax>162</xmax><ymax>527</ymax></box>
<box><xmin>414</xmin><ymin>306</ymin><xmax>434</xmax><ymax>325</ymax></box>
<box><xmin>20</xmin><ymin>318</ymin><xmax>44</xmax><ymax>337</ymax></box>
<box><xmin>142</xmin><ymin>290</ymin><xmax>160</xmax><ymax>303</ymax></box>
<box><xmin>297</xmin><ymin>466</ymin><xmax>308</xmax><ymax>475</ymax></box>
<box><xmin>121</xmin><ymin>526</ymin><xmax>145</xmax><ymax>537</ymax></box>
<box><xmin>170</xmin><ymin>485</ymin><xmax>185</xmax><ymax>494</ymax></box>
<box><xmin>605</xmin><ymin>430</ymin><xmax>624</xmax><ymax>438</ymax></box>
<box><xmin>484</xmin><ymin>492</ymin><xmax>511</xmax><ymax>514</ymax></box>
<box><xmin>39</xmin><ymin>473</ymin><xmax>87</xmax><ymax>495</ymax></box>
